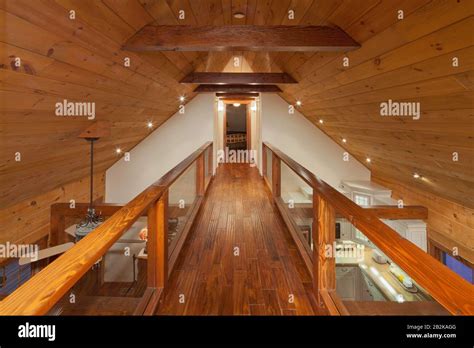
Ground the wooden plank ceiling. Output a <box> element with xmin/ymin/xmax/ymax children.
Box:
<box><xmin>1</xmin><ymin>0</ymin><xmax>473</xmax><ymax>209</ymax></box>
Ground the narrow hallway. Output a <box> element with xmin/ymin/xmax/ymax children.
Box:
<box><xmin>156</xmin><ymin>164</ymin><xmax>323</xmax><ymax>315</ymax></box>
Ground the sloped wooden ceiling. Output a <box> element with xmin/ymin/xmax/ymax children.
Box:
<box><xmin>1</xmin><ymin>0</ymin><xmax>473</xmax><ymax>209</ymax></box>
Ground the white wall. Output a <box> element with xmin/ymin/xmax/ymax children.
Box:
<box><xmin>106</xmin><ymin>94</ymin><xmax>214</xmax><ymax>203</ymax></box>
<box><xmin>261</xmin><ymin>94</ymin><xmax>370</xmax><ymax>191</ymax></box>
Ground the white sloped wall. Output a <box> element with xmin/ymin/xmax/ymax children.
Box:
<box><xmin>105</xmin><ymin>94</ymin><xmax>214</xmax><ymax>203</ymax></box>
<box><xmin>261</xmin><ymin>94</ymin><xmax>370</xmax><ymax>191</ymax></box>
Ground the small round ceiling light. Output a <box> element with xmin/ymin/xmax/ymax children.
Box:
<box><xmin>233</xmin><ymin>103</ymin><xmax>241</xmax><ymax>107</ymax></box>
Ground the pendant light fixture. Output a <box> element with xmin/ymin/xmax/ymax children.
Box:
<box><xmin>75</xmin><ymin>122</ymin><xmax>110</xmax><ymax>241</ymax></box>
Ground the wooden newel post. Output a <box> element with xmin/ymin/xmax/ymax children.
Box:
<box><xmin>196</xmin><ymin>153</ymin><xmax>205</xmax><ymax>196</ymax></box>
<box><xmin>312</xmin><ymin>193</ymin><xmax>336</xmax><ymax>307</ymax></box>
<box><xmin>49</xmin><ymin>207</ymin><xmax>65</xmax><ymax>247</ymax></box>
<box><xmin>147</xmin><ymin>190</ymin><xmax>168</xmax><ymax>288</ymax></box>
<box><xmin>272</xmin><ymin>152</ymin><xmax>281</xmax><ymax>197</ymax></box>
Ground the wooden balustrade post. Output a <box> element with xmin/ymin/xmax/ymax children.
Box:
<box><xmin>271</xmin><ymin>152</ymin><xmax>281</xmax><ymax>197</ymax></box>
<box><xmin>147</xmin><ymin>190</ymin><xmax>169</xmax><ymax>288</ymax></box>
<box><xmin>196</xmin><ymin>153</ymin><xmax>205</xmax><ymax>196</ymax></box>
<box><xmin>49</xmin><ymin>207</ymin><xmax>65</xmax><ymax>247</ymax></box>
<box><xmin>312</xmin><ymin>193</ymin><xmax>336</xmax><ymax>307</ymax></box>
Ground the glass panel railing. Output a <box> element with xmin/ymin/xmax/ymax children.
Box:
<box><xmin>47</xmin><ymin>217</ymin><xmax>148</xmax><ymax>315</ymax></box>
<box><xmin>334</xmin><ymin>215</ymin><xmax>449</xmax><ymax>315</ymax></box>
<box><xmin>168</xmin><ymin>161</ymin><xmax>198</xmax><ymax>255</ymax></box>
<box><xmin>0</xmin><ymin>143</ymin><xmax>213</xmax><ymax>316</ymax></box>
<box><xmin>280</xmin><ymin>161</ymin><xmax>313</xmax><ymax>255</ymax></box>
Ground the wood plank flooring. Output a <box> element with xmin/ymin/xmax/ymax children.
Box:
<box><xmin>156</xmin><ymin>164</ymin><xmax>324</xmax><ymax>315</ymax></box>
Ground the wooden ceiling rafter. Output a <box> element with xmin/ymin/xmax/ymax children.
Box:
<box><xmin>180</xmin><ymin>72</ymin><xmax>297</xmax><ymax>84</ymax></box>
<box><xmin>216</xmin><ymin>92</ymin><xmax>260</xmax><ymax>98</ymax></box>
<box><xmin>123</xmin><ymin>25</ymin><xmax>361</xmax><ymax>52</ymax></box>
<box><xmin>194</xmin><ymin>84</ymin><xmax>282</xmax><ymax>93</ymax></box>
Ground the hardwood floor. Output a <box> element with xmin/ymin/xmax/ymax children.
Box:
<box><xmin>156</xmin><ymin>164</ymin><xmax>325</xmax><ymax>315</ymax></box>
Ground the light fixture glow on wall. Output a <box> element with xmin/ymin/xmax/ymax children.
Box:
<box><xmin>366</xmin><ymin>158</ymin><xmax>371</xmax><ymax>163</ymax></box>
<box><xmin>233</xmin><ymin>103</ymin><xmax>241</xmax><ymax>107</ymax></box>
<box><xmin>217</xmin><ymin>100</ymin><xmax>224</xmax><ymax>111</ymax></box>
<box><xmin>296</xmin><ymin>100</ymin><xmax>302</xmax><ymax>106</ymax></box>
<box><xmin>233</xmin><ymin>12</ymin><xmax>245</xmax><ymax>19</ymax></box>
<box><xmin>319</xmin><ymin>119</ymin><xmax>324</xmax><ymax>124</ymax></box>
<box><xmin>413</xmin><ymin>173</ymin><xmax>420</xmax><ymax>179</ymax></box>
<box><xmin>116</xmin><ymin>148</ymin><xmax>122</xmax><ymax>154</ymax></box>
<box><xmin>179</xmin><ymin>95</ymin><xmax>186</xmax><ymax>102</ymax></box>
<box><xmin>147</xmin><ymin>121</ymin><xmax>153</xmax><ymax>129</ymax></box>
<box><xmin>342</xmin><ymin>138</ymin><xmax>347</xmax><ymax>143</ymax></box>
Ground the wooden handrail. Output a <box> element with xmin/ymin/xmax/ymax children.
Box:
<box><xmin>0</xmin><ymin>185</ymin><xmax>163</xmax><ymax>315</ymax></box>
<box><xmin>0</xmin><ymin>142</ymin><xmax>213</xmax><ymax>315</ymax></box>
<box><xmin>263</xmin><ymin>142</ymin><xmax>474</xmax><ymax>315</ymax></box>
<box><xmin>361</xmin><ymin>205</ymin><xmax>428</xmax><ymax>220</ymax></box>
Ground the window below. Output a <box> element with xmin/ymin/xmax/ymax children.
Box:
<box><xmin>354</xmin><ymin>193</ymin><xmax>371</xmax><ymax>206</ymax></box>
<box><xmin>442</xmin><ymin>252</ymin><xmax>473</xmax><ymax>284</ymax></box>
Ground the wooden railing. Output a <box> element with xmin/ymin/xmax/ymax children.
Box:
<box><xmin>0</xmin><ymin>142</ymin><xmax>213</xmax><ymax>315</ymax></box>
<box><xmin>262</xmin><ymin>142</ymin><xmax>474</xmax><ymax>315</ymax></box>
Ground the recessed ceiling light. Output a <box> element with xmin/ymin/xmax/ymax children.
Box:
<box><xmin>233</xmin><ymin>12</ymin><xmax>245</xmax><ymax>19</ymax></box>
<box><xmin>116</xmin><ymin>148</ymin><xmax>122</xmax><ymax>154</ymax></box>
<box><xmin>342</xmin><ymin>138</ymin><xmax>347</xmax><ymax>143</ymax></box>
<box><xmin>366</xmin><ymin>158</ymin><xmax>371</xmax><ymax>163</ymax></box>
<box><xmin>147</xmin><ymin>121</ymin><xmax>153</xmax><ymax>129</ymax></box>
<box><xmin>296</xmin><ymin>100</ymin><xmax>302</xmax><ymax>106</ymax></box>
<box><xmin>413</xmin><ymin>173</ymin><xmax>420</xmax><ymax>179</ymax></box>
<box><xmin>233</xmin><ymin>103</ymin><xmax>241</xmax><ymax>107</ymax></box>
<box><xmin>319</xmin><ymin>119</ymin><xmax>324</xmax><ymax>124</ymax></box>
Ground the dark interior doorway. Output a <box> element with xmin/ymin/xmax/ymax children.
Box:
<box><xmin>225</xmin><ymin>103</ymin><xmax>248</xmax><ymax>151</ymax></box>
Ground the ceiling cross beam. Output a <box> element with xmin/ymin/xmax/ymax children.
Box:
<box><xmin>194</xmin><ymin>84</ymin><xmax>282</xmax><ymax>93</ymax></box>
<box><xmin>181</xmin><ymin>72</ymin><xmax>297</xmax><ymax>84</ymax></box>
<box><xmin>123</xmin><ymin>25</ymin><xmax>360</xmax><ymax>52</ymax></box>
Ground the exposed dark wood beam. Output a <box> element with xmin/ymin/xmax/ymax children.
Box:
<box><xmin>195</xmin><ymin>84</ymin><xmax>281</xmax><ymax>93</ymax></box>
<box><xmin>123</xmin><ymin>25</ymin><xmax>360</xmax><ymax>52</ymax></box>
<box><xmin>221</xmin><ymin>99</ymin><xmax>253</xmax><ymax>104</ymax></box>
<box><xmin>181</xmin><ymin>72</ymin><xmax>297</xmax><ymax>84</ymax></box>
<box><xmin>216</xmin><ymin>92</ymin><xmax>259</xmax><ymax>98</ymax></box>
